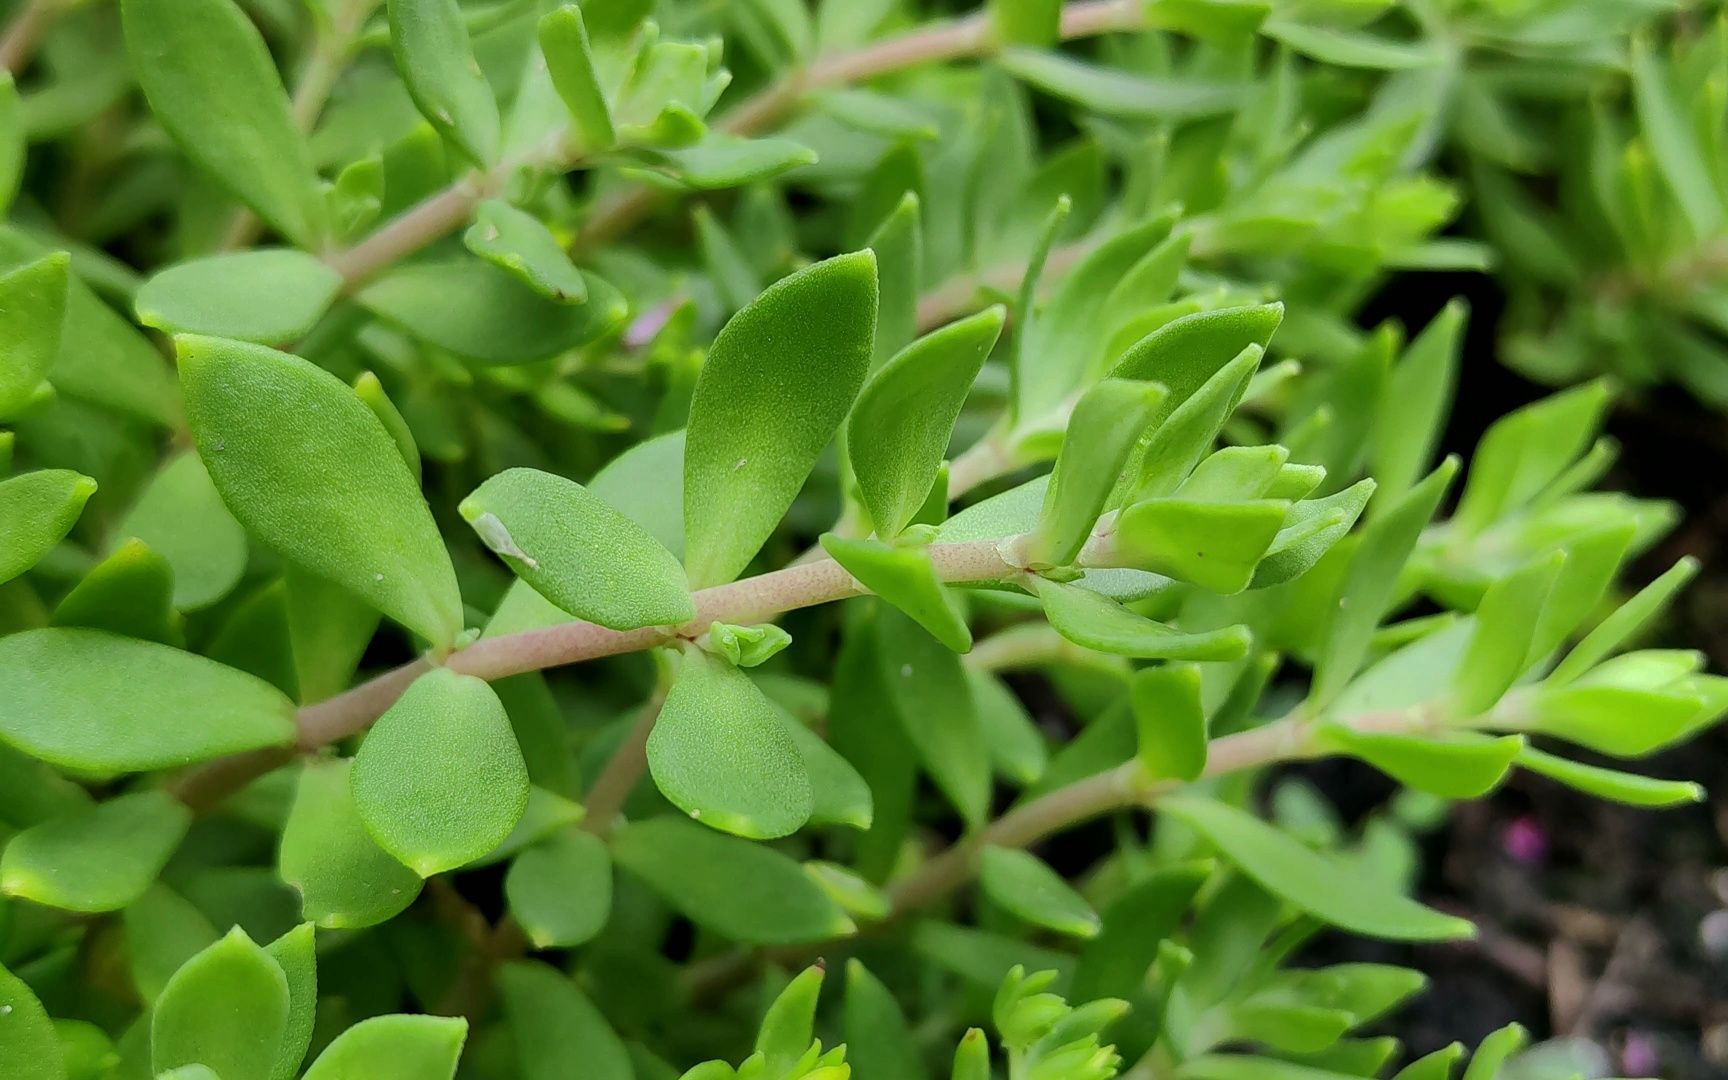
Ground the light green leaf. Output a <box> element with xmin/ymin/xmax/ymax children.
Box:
<box><xmin>301</xmin><ymin>1015</ymin><xmax>467</xmax><ymax>1080</ymax></box>
<box><xmin>807</xmin><ymin>859</ymin><xmax>890</xmax><ymax>919</ymax></box>
<box><xmin>771</xmin><ymin>700</ymin><xmax>874</xmax><ymax>830</ymax></box>
<box><xmin>610</xmin><ymin>817</ymin><xmax>854</xmax><ymax>944</ymax></box>
<box><xmin>991</xmin><ymin>0</ymin><xmax>1060</xmax><ymax>45</ymax></box>
<box><xmin>1030</xmin><ymin>379</ymin><xmax>1167</xmax><ymax>567</ymax></box>
<box><xmin>755</xmin><ymin>965</ymin><xmax>825</xmax><ymax>1074</ymax></box>
<box><xmin>353</xmin><ymin>668</ymin><xmax>528</xmax><ymax>876</ymax></box>
<box><xmin>178</xmin><ymin>335</ymin><xmax>463</xmax><ymax>652</ymax></box>
<box><xmin>0</xmin><ymin>469</ymin><xmax>95</xmax><ymax>586</ymax></box>
<box><xmin>358</xmin><ymin>259</ymin><xmax>627</xmax><ymax>365</ymax></box>
<box><xmin>1036</xmin><ymin>577</ymin><xmax>1251</xmax><ymax>660</ymax></box>
<box><xmin>1312</xmin><ymin>458</ymin><xmax>1458</xmax><ymax>708</ymax></box>
<box><xmin>641</xmin><ymin>134</ymin><xmax>818</xmax><ymax>189</ymax></box>
<box><xmin>684</xmin><ymin>251</ymin><xmax>877</xmax><ymax>587</ymax></box>
<box><xmin>0</xmin><ymin>74</ymin><xmax>21</xmax><ymax>217</ymax></box>
<box><xmin>952</xmin><ymin>1028</ymin><xmax>991</xmax><ymax>1080</ymax></box>
<box><xmin>1111</xmin><ymin>498</ymin><xmax>1289</xmax><ymax>594</ymax></box>
<box><xmin>875</xmin><ymin>605</ymin><xmax>990</xmax><ymax>826</ymax></box>
<box><xmin>152</xmin><ymin>928</ymin><xmax>289</xmax><ymax>1080</ymax></box>
<box><xmin>980</xmin><ymin>847</ymin><xmax>1100</xmax><ymax>938</ymax></box>
<box><xmin>0</xmin><ymin>960</ymin><xmax>65</xmax><ymax>1080</ymax></box>
<box><xmin>864</xmin><ymin>192</ymin><xmax>922</xmax><ymax>372</ymax></box>
<box><xmin>1161</xmin><ymin>795</ymin><xmax>1474</xmax><ymax>942</ymax></box>
<box><xmin>845</xmin><ymin>960</ymin><xmax>928</xmax><ymax>1080</ymax></box>
<box><xmin>695</xmin><ymin>205</ymin><xmax>762</xmax><ymax>313</ymax></box>
<box><xmin>0</xmin><ymin>628</ymin><xmax>295</xmax><ymax>771</ymax></box>
<box><xmin>117</xmin><ymin>451</ymin><xmax>248</xmax><ymax>611</ymax></box>
<box><xmin>538</xmin><ymin>5</ymin><xmax>615</xmax><ymax>152</ymax></box>
<box><xmin>0</xmin><ymin>741</ymin><xmax>90</xmax><ymax>830</ymax></box>
<box><xmin>969</xmin><ymin>669</ymin><xmax>1048</xmax><ymax>785</ymax></box>
<box><xmin>1461</xmin><ymin>1024</ymin><xmax>1528</xmax><ymax>1080</ymax></box>
<box><xmin>0</xmin><ymin>253</ymin><xmax>67</xmax><ymax>418</ymax></box>
<box><xmin>1108</xmin><ymin>304</ymin><xmax>1284</xmax><ymax>419</ymax></box>
<box><xmin>850</xmin><ymin>307</ymin><xmax>1004</xmax><ymax>539</ymax></box>
<box><xmin>1131</xmin><ymin>345</ymin><xmax>1262</xmax><ymax>499</ymax></box>
<box><xmin>280</xmin><ymin>759</ymin><xmax>423</xmax><ymax>929</ymax></box>
<box><xmin>1249</xmin><ymin>480</ymin><xmax>1374</xmax><ymax>589</ymax></box>
<box><xmin>1318</xmin><ymin>727</ymin><xmax>1523</xmax><ymax>799</ymax></box>
<box><xmin>123</xmin><ymin>884</ymin><xmax>219</xmax><ymax>1004</ymax></box>
<box><xmin>121</xmin><ymin>0</ymin><xmax>326</xmax><ymax>245</ymax></box>
<box><xmin>1517</xmin><ymin>746</ymin><xmax>1701</xmax><ymax>808</ymax></box>
<box><xmin>1132</xmin><ymin>664</ymin><xmax>1207</xmax><ymax>782</ymax></box>
<box><xmin>1</xmin><ymin>791</ymin><xmax>189</xmax><ymax>913</ymax></box>
<box><xmin>647</xmin><ymin>650</ymin><xmax>813</xmax><ymax>839</ymax></box>
<box><xmin>1550</xmin><ymin>557</ymin><xmax>1698</xmax><ymax>685</ymax></box>
<box><xmin>464</xmin><ymin>201</ymin><xmax>588</xmax><ymax>304</ymax></box>
<box><xmin>590</xmin><ymin>429</ymin><xmax>687</xmax><ymax>558</ymax></box>
<box><xmin>1000</xmin><ymin>48</ymin><xmax>1244</xmax><ymax>120</ymax></box>
<box><xmin>1390</xmin><ymin>1043</ymin><xmax>1464</xmax><ymax>1080</ymax></box>
<box><xmin>504</xmin><ymin>830</ymin><xmax>612</xmax><ymax>948</ymax></box>
<box><xmin>352</xmin><ymin>371</ymin><xmax>420</xmax><ymax>479</ymax></box>
<box><xmin>1452</xmin><ymin>382</ymin><xmax>1609</xmax><ymax>535</ymax></box>
<box><xmin>1453</xmin><ymin>553</ymin><xmax>1564</xmax><ymax>717</ymax></box>
<box><xmin>703</xmin><ymin>622</ymin><xmax>792</xmax><ymax>667</ymax></box>
<box><xmin>135</xmin><ymin>251</ymin><xmax>342</xmax><ymax>346</ymax></box>
<box><xmin>51</xmin><ymin>539</ymin><xmax>180</xmax><ymax>645</ymax></box>
<box><xmin>501</xmin><ymin>963</ymin><xmax>630</xmax><ymax>1080</ymax></box>
<box><xmin>461</xmin><ymin>467</ymin><xmax>693</xmax><ymax>631</ymax></box>
<box><xmin>263</xmin><ymin>924</ymin><xmax>317</xmax><ymax>1080</ymax></box>
<box><xmin>1370</xmin><ymin>300</ymin><xmax>1463</xmax><ymax>508</ymax></box>
<box><xmin>1631</xmin><ymin>35</ymin><xmax>1720</xmax><ymax>238</ymax></box>
<box><xmin>388</xmin><ymin>0</ymin><xmax>499</xmax><ymax>166</ymax></box>
<box><xmin>1265</xmin><ymin>21</ymin><xmax>1441</xmax><ymax>69</ymax></box>
<box><xmin>821</xmin><ymin>535</ymin><xmax>971</xmax><ymax>652</ymax></box>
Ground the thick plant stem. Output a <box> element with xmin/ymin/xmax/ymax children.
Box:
<box><xmin>580</xmin><ymin>690</ymin><xmax>670</xmax><ymax>834</ymax></box>
<box><xmin>170</xmin><ymin>539</ymin><xmax>1017</xmax><ymax>810</ymax></box>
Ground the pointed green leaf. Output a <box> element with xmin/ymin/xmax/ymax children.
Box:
<box><xmin>1462</xmin><ymin>1024</ymin><xmax>1529</xmax><ymax>1080</ymax></box>
<box><xmin>0</xmin><ymin>253</ymin><xmax>67</xmax><ymax>418</ymax></box>
<box><xmin>702</xmin><ymin>622</ymin><xmax>793</xmax><ymax>667</ymax></box>
<box><xmin>589</xmin><ymin>428</ymin><xmax>687</xmax><ymax>558</ymax></box>
<box><xmin>1110</xmin><ymin>498</ymin><xmax>1289</xmax><ymax>594</ymax></box>
<box><xmin>821</xmin><ymin>534</ymin><xmax>971</xmax><ymax>652</ymax></box>
<box><xmin>1108</xmin><ymin>304</ymin><xmax>1283</xmax><ymax>417</ymax></box>
<box><xmin>1550</xmin><ymin>557</ymin><xmax>1698</xmax><ymax>685</ymax></box>
<box><xmin>0</xmin><ymin>469</ymin><xmax>95</xmax><ymax>586</ymax></box>
<box><xmin>1037</xmin><ymin>577</ymin><xmax>1251</xmax><ymax>660</ymax></box>
<box><xmin>684</xmin><ymin>251</ymin><xmax>877</xmax><ymax>586</ymax></box>
<box><xmin>51</xmin><ymin>539</ymin><xmax>178</xmax><ymax>645</ymax></box>
<box><xmin>1</xmin><ymin>791</ymin><xmax>190</xmax><ymax>913</ymax></box>
<box><xmin>980</xmin><ymin>847</ymin><xmax>1100</xmax><ymax>938</ymax></box>
<box><xmin>0</xmin><ymin>960</ymin><xmax>66</xmax><ymax>1080</ymax></box>
<box><xmin>301</xmin><ymin>1015</ymin><xmax>467</xmax><ymax>1080</ymax></box>
<box><xmin>464</xmin><ymin>201</ymin><xmax>589</xmax><ymax>304</ymax></box>
<box><xmin>850</xmin><ymin>307</ymin><xmax>1004</xmax><ymax>539</ymax></box>
<box><xmin>772</xmin><ymin>700</ymin><xmax>874</xmax><ymax>829</ymax></box>
<box><xmin>610</xmin><ymin>817</ymin><xmax>854</xmax><ymax>944</ymax></box>
<box><xmin>1072</xmin><ymin>861</ymin><xmax>1211</xmax><ymax>1002</ymax></box>
<box><xmin>178</xmin><ymin>335</ymin><xmax>463</xmax><ymax>651</ymax></box>
<box><xmin>123</xmin><ymin>884</ymin><xmax>220</xmax><ymax>1004</ymax></box>
<box><xmin>1319</xmin><ymin>727</ymin><xmax>1523</xmax><ymax>799</ymax></box>
<box><xmin>263</xmin><ymin>924</ymin><xmax>317</xmax><ymax>1080</ymax></box>
<box><xmin>1453</xmin><ymin>382</ymin><xmax>1609</xmax><ymax>535</ymax></box>
<box><xmin>280</xmin><ymin>759</ymin><xmax>423</xmax><ymax>929</ymax></box>
<box><xmin>999</xmin><ymin>48</ymin><xmax>1244</xmax><ymax>120</ymax></box>
<box><xmin>1030</xmin><ymin>379</ymin><xmax>1167</xmax><ymax>567</ymax></box>
<box><xmin>1161</xmin><ymin>796</ymin><xmax>1474</xmax><ymax>942</ymax></box>
<box><xmin>1249</xmin><ymin>480</ymin><xmax>1374</xmax><ymax>589</ymax></box>
<box><xmin>1180</xmin><ymin>446</ymin><xmax>1293</xmax><ymax>503</ymax></box>
<box><xmin>1391</xmin><ymin>1043</ymin><xmax>1465</xmax><ymax>1080</ymax></box>
<box><xmin>117</xmin><ymin>451</ymin><xmax>248</xmax><ymax>611</ymax></box>
<box><xmin>0</xmin><ymin>628</ymin><xmax>295</xmax><ymax>771</ymax></box>
<box><xmin>969</xmin><ymin>670</ymin><xmax>1048</xmax><ymax>784</ymax></box>
<box><xmin>388</xmin><ymin>0</ymin><xmax>499</xmax><ymax>165</ymax></box>
<box><xmin>501</xmin><ymin>962</ymin><xmax>630</xmax><ymax>1080</ymax></box>
<box><xmin>538</xmin><ymin>5</ymin><xmax>615</xmax><ymax>151</ymax></box>
<box><xmin>121</xmin><ymin>0</ymin><xmax>326</xmax><ymax>245</ymax></box>
<box><xmin>756</xmin><ymin>965</ymin><xmax>825</xmax><ymax>1074</ymax></box>
<box><xmin>152</xmin><ymin>928</ymin><xmax>290</xmax><ymax>1080</ymax></box>
<box><xmin>0</xmin><ymin>741</ymin><xmax>90</xmax><ymax>830</ymax></box>
<box><xmin>136</xmin><ymin>251</ymin><xmax>342</xmax><ymax>346</ymax></box>
<box><xmin>694</xmin><ymin>205</ymin><xmax>762</xmax><ymax>312</ymax></box>
<box><xmin>1453</xmin><ymin>553</ymin><xmax>1564</xmax><ymax>717</ymax></box>
<box><xmin>504</xmin><ymin>829</ymin><xmax>612</xmax><ymax>948</ymax></box>
<box><xmin>461</xmin><ymin>467</ymin><xmax>694</xmax><ymax>631</ymax></box>
<box><xmin>1631</xmin><ymin>36</ymin><xmax>1720</xmax><ymax>237</ymax></box>
<box><xmin>0</xmin><ymin>74</ymin><xmax>21</xmax><ymax>217</ymax></box>
<box><xmin>875</xmin><ymin>605</ymin><xmax>990</xmax><ymax>826</ymax></box>
<box><xmin>352</xmin><ymin>371</ymin><xmax>420</xmax><ymax>479</ymax></box>
<box><xmin>353</xmin><ymin>668</ymin><xmax>529</xmax><ymax>876</ymax></box>
<box><xmin>845</xmin><ymin>960</ymin><xmax>928</xmax><ymax>1080</ymax></box>
<box><xmin>647</xmin><ymin>650</ymin><xmax>813</xmax><ymax>839</ymax></box>
<box><xmin>865</xmin><ymin>192</ymin><xmax>922</xmax><ymax>371</ymax></box>
<box><xmin>1132</xmin><ymin>345</ymin><xmax>1262</xmax><ymax>499</ymax></box>
<box><xmin>358</xmin><ymin>259</ymin><xmax>627</xmax><ymax>365</ymax></box>
<box><xmin>1517</xmin><ymin>746</ymin><xmax>1702</xmax><ymax>808</ymax></box>
<box><xmin>1132</xmin><ymin>664</ymin><xmax>1207</xmax><ymax>782</ymax></box>
<box><xmin>1370</xmin><ymin>300</ymin><xmax>1463</xmax><ymax>508</ymax></box>
<box><xmin>645</xmin><ymin>134</ymin><xmax>818</xmax><ymax>188</ymax></box>
<box><xmin>952</xmin><ymin>1028</ymin><xmax>991</xmax><ymax>1080</ymax></box>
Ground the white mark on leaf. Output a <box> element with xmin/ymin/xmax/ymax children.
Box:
<box><xmin>472</xmin><ymin>512</ymin><xmax>540</xmax><ymax>569</ymax></box>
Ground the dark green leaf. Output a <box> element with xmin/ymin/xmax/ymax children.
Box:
<box><xmin>51</xmin><ymin>539</ymin><xmax>180</xmax><ymax>645</ymax></box>
<box><xmin>501</xmin><ymin>962</ymin><xmax>630</xmax><ymax>1080</ymax></box>
<box><xmin>388</xmin><ymin>0</ymin><xmax>500</xmax><ymax>166</ymax></box>
<box><xmin>504</xmin><ymin>829</ymin><xmax>612</xmax><ymax>948</ymax></box>
<box><xmin>979</xmin><ymin>847</ymin><xmax>1100</xmax><ymax>938</ymax></box>
<box><xmin>1000</xmin><ymin>48</ymin><xmax>1244</xmax><ymax>120</ymax></box>
<box><xmin>117</xmin><ymin>451</ymin><xmax>248</xmax><ymax>611</ymax></box>
<box><xmin>1037</xmin><ymin>577</ymin><xmax>1251</xmax><ymax>660</ymax></box>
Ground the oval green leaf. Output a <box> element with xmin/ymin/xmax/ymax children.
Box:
<box><xmin>504</xmin><ymin>829</ymin><xmax>612</xmax><ymax>948</ymax></box>
<box><xmin>1</xmin><ymin>790</ymin><xmax>191</xmax><ymax>913</ymax></box>
<box><xmin>0</xmin><ymin>960</ymin><xmax>65</xmax><ymax>1080</ymax></box>
<box><xmin>280</xmin><ymin>759</ymin><xmax>423</xmax><ymax>929</ymax></box>
<box><xmin>979</xmin><ymin>846</ymin><xmax>1101</xmax><ymax>938</ymax></box>
<box><xmin>117</xmin><ymin>451</ymin><xmax>248</xmax><ymax>611</ymax></box>
<box><xmin>151</xmin><ymin>928</ymin><xmax>290</xmax><ymax>1080</ymax></box>
<box><xmin>301</xmin><ymin>1014</ymin><xmax>467</xmax><ymax>1080</ymax></box>
<box><xmin>388</xmin><ymin>0</ymin><xmax>500</xmax><ymax>166</ymax></box>
<box><xmin>0</xmin><ymin>469</ymin><xmax>95</xmax><ymax>586</ymax></box>
<box><xmin>0</xmin><ymin>253</ymin><xmax>68</xmax><ymax>419</ymax></box>
<box><xmin>137</xmin><ymin>250</ymin><xmax>342</xmax><ymax>346</ymax></box>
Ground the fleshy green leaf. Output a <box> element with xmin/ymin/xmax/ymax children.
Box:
<box><xmin>821</xmin><ymin>534</ymin><xmax>971</xmax><ymax>652</ymax></box>
<box><xmin>152</xmin><ymin>928</ymin><xmax>290</xmax><ymax>1080</ymax></box>
<box><xmin>0</xmin><ymin>74</ymin><xmax>21</xmax><ymax>217</ymax></box>
<box><xmin>388</xmin><ymin>0</ymin><xmax>499</xmax><ymax>166</ymax></box>
<box><xmin>1453</xmin><ymin>553</ymin><xmax>1564</xmax><ymax>716</ymax></box>
<box><xmin>0</xmin><ymin>628</ymin><xmax>295</xmax><ymax>771</ymax></box>
<box><xmin>1029</xmin><ymin>378</ymin><xmax>1167</xmax><ymax>567</ymax></box>
<box><xmin>1108</xmin><ymin>304</ymin><xmax>1283</xmax><ymax>417</ymax></box>
<box><xmin>504</xmin><ymin>829</ymin><xmax>612</xmax><ymax>948</ymax></box>
<box><xmin>610</xmin><ymin>817</ymin><xmax>854</xmax><ymax>944</ymax></box>
<box><xmin>353</xmin><ymin>668</ymin><xmax>529</xmax><ymax>876</ymax></box>
<box><xmin>875</xmin><ymin>605</ymin><xmax>990</xmax><ymax>826</ymax></box>
<box><xmin>845</xmin><ymin>960</ymin><xmax>927</xmax><ymax>1080</ymax></box>
<box><xmin>0</xmin><ymin>960</ymin><xmax>66</xmax><ymax>1080</ymax></box>
<box><xmin>464</xmin><ymin>201</ymin><xmax>588</xmax><ymax>304</ymax></box>
<box><xmin>641</xmin><ymin>134</ymin><xmax>818</xmax><ymax>189</ymax></box>
<box><xmin>117</xmin><ymin>451</ymin><xmax>248</xmax><ymax>611</ymax></box>
<box><xmin>0</xmin><ymin>253</ymin><xmax>67</xmax><ymax>418</ymax></box>
<box><xmin>1631</xmin><ymin>35</ymin><xmax>1720</xmax><ymax>237</ymax></box>
<box><xmin>1517</xmin><ymin>745</ymin><xmax>1702</xmax><ymax>808</ymax></box>
<box><xmin>771</xmin><ymin>700</ymin><xmax>875</xmax><ymax>830</ymax></box>
<box><xmin>120</xmin><ymin>0</ymin><xmax>326</xmax><ymax>245</ymax></box>
<box><xmin>1110</xmin><ymin>498</ymin><xmax>1289</xmax><ymax>594</ymax></box>
<box><xmin>1161</xmin><ymin>795</ymin><xmax>1474</xmax><ymax>942</ymax></box>
<box><xmin>1249</xmin><ymin>480</ymin><xmax>1375</xmax><ymax>589</ymax></box>
<box><xmin>353</xmin><ymin>372</ymin><xmax>420</xmax><ymax>479</ymax></box>
<box><xmin>357</xmin><ymin>259</ymin><xmax>627</xmax><ymax>365</ymax></box>
<box><xmin>1</xmin><ymin>791</ymin><xmax>190</xmax><ymax>913</ymax></box>
<box><xmin>1550</xmin><ymin>557</ymin><xmax>1698</xmax><ymax>685</ymax></box>
<box><xmin>1130</xmin><ymin>345</ymin><xmax>1262</xmax><ymax>499</ymax></box>
<box><xmin>538</xmin><ymin>5</ymin><xmax>615</xmax><ymax>151</ymax></box>
<box><xmin>51</xmin><ymin>539</ymin><xmax>180</xmax><ymax>645</ymax></box>
<box><xmin>702</xmin><ymin>622</ymin><xmax>793</xmax><ymax>667</ymax></box>
<box><xmin>865</xmin><ymin>191</ymin><xmax>922</xmax><ymax>370</ymax></box>
<box><xmin>461</xmin><ymin>467</ymin><xmax>694</xmax><ymax>631</ymax></box>
<box><xmin>1037</xmin><ymin>577</ymin><xmax>1251</xmax><ymax>660</ymax></box>
<box><xmin>1462</xmin><ymin>1024</ymin><xmax>1529</xmax><ymax>1080</ymax></box>
<box><xmin>755</xmin><ymin>965</ymin><xmax>825</xmax><ymax>1074</ymax></box>
<box><xmin>0</xmin><ymin>469</ymin><xmax>95</xmax><ymax>586</ymax></box>
<box><xmin>263</xmin><ymin>924</ymin><xmax>317</xmax><ymax>1080</ymax></box>
<box><xmin>647</xmin><ymin>649</ymin><xmax>813</xmax><ymax>839</ymax></box>
<box><xmin>684</xmin><ymin>251</ymin><xmax>877</xmax><ymax>586</ymax></box>
<box><xmin>849</xmin><ymin>307</ymin><xmax>1004</xmax><ymax>539</ymax></box>
<box><xmin>1072</xmin><ymin>861</ymin><xmax>1211</xmax><ymax>1003</ymax></box>
<box><xmin>1131</xmin><ymin>664</ymin><xmax>1207</xmax><ymax>782</ymax></box>
<box><xmin>301</xmin><ymin>1015</ymin><xmax>467</xmax><ymax>1080</ymax></box>
<box><xmin>280</xmin><ymin>759</ymin><xmax>423</xmax><ymax>929</ymax></box>
<box><xmin>136</xmin><ymin>251</ymin><xmax>342</xmax><ymax>346</ymax></box>
<box><xmin>1000</xmin><ymin>48</ymin><xmax>1244</xmax><ymax>120</ymax></box>
<box><xmin>1318</xmin><ymin>727</ymin><xmax>1523</xmax><ymax>799</ymax></box>
<box><xmin>1370</xmin><ymin>300</ymin><xmax>1464</xmax><ymax>508</ymax></box>
<box><xmin>952</xmin><ymin>1028</ymin><xmax>991</xmax><ymax>1080</ymax></box>
<box><xmin>970</xmin><ymin>669</ymin><xmax>1049</xmax><ymax>785</ymax></box>
<box><xmin>501</xmin><ymin>963</ymin><xmax>630</xmax><ymax>1080</ymax></box>
<box><xmin>178</xmin><ymin>335</ymin><xmax>463</xmax><ymax>652</ymax></box>
<box><xmin>980</xmin><ymin>847</ymin><xmax>1101</xmax><ymax>938</ymax></box>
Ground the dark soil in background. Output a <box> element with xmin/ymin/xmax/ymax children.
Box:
<box><xmin>1320</xmin><ymin>271</ymin><xmax>1728</xmax><ymax>1078</ymax></box>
